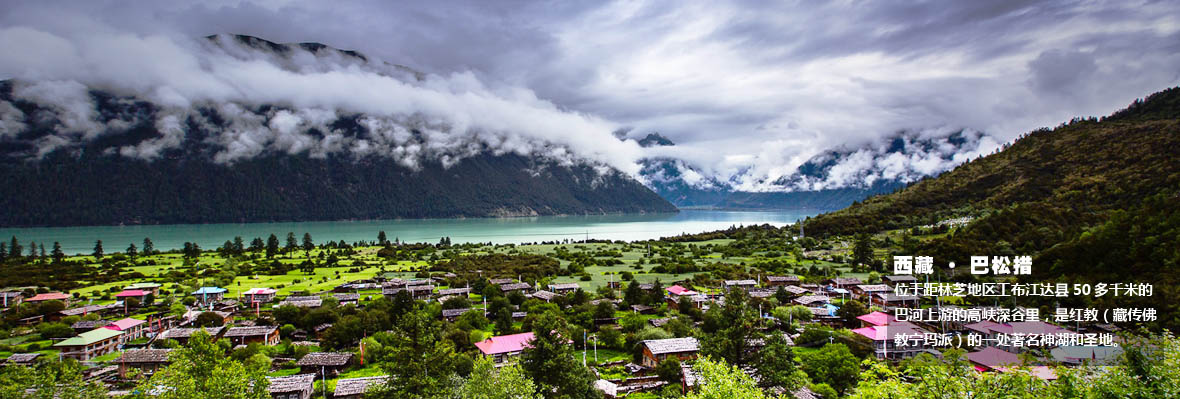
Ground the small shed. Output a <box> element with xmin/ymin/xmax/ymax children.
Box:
<box><xmin>114</xmin><ymin>348</ymin><xmax>173</xmax><ymax>379</ymax></box>
<box><xmin>296</xmin><ymin>352</ymin><xmax>353</xmax><ymax>377</ymax></box>
<box><xmin>333</xmin><ymin>375</ymin><xmax>389</xmax><ymax>399</ymax></box>
<box><xmin>267</xmin><ymin>374</ymin><xmax>315</xmax><ymax>399</ymax></box>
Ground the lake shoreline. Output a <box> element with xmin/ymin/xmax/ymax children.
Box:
<box><xmin>0</xmin><ymin>210</ymin><xmax>817</xmax><ymax>255</ymax></box>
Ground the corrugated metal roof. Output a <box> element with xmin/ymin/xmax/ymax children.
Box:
<box><xmin>54</xmin><ymin>328</ymin><xmax>123</xmax><ymax>346</ymax></box>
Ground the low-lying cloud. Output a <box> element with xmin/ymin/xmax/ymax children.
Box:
<box><xmin>0</xmin><ymin>29</ymin><xmax>644</xmax><ymax>174</ymax></box>
<box><xmin>1</xmin><ymin>1</ymin><xmax>1178</xmax><ymax>192</ymax></box>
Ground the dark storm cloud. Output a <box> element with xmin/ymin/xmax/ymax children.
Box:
<box><xmin>1</xmin><ymin>0</ymin><xmax>1178</xmax><ymax>189</ymax></box>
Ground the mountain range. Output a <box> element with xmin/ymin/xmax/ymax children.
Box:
<box><xmin>637</xmin><ymin>129</ymin><xmax>995</xmax><ymax>211</ymax></box>
<box><xmin>0</xmin><ymin>35</ymin><xmax>676</xmax><ymax>227</ymax></box>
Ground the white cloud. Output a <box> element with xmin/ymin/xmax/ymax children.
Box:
<box><xmin>0</xmin><ymin>1</ymin><xmax>1177</xmax><ymax>191</ymax></box>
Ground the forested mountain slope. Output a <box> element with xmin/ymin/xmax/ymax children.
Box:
<box><xmin>0</xmin><ymin>36</ymin><xmax>677</xmax><ymax>227</ymax></box>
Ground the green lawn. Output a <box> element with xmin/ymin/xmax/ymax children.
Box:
<box><xmin>580</xmin><ymin>348</ymin><xmax>628</xmax><ymax>365</ymax></box>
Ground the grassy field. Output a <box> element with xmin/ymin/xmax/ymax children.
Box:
<box><xmin>51</xmin><ymin>238</ymin><xmax>842</xmax><ymax>304</ymax></box>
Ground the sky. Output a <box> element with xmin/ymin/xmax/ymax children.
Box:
<box><xmin>1</xmin><ymin>0</ymin><xmax>1178</xmax><ymax>191</ymax></box>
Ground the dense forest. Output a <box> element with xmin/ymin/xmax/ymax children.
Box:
<box><xmin>0</xmin><ymin>77</ymin><xmax>677</xmax><ymax>227</ymax></box>
<box><xmin>802</xmin><ymin>86</ymin><xmax>1180</xmax><ymax>330</ymax></box>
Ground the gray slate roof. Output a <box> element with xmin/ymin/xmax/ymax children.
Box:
<box><xmin>5</xmin><ymin>353</ymin><xmax>41</xmax><ymax>364</ymax></box>
<box><xmin>334</xmin><ymin>376</ymin><xmax>389</xmax><ymax>396</ymax></box>
<box><xmin>794</xmin><ymin>295</ymin><xmax>830</xmax><ymax>305</ymax></box>
<box><xmin>268</xmin><ymin>374</ymin><xmax>315</xmax><ymax>393</ymax></box>
<box><xmin>500</xmin><ymin>283</ymin><xmax>531</xmax><ymax>291</ymax></box>
<box><xmin>224</xmin><ymin>326</ymin><xmax>277</xmax><ymax>337</ymax></box>
<box><xmin>437</xmin><ymin>287</ymin><xmax>470</xmax><ymax>296</ymax></box>
<box><xmin>333</xmin><ymin>293</ymin><xmax>360</xmax><ymax>302</ymax></box>
<box><xmin>280</xmin><ymin>296</ymin><xmax>323</xmax><ymax>308</ymax></box>
<box><xmin>531</xmin><ymin>290</ymin><xmax>558</xmax><ymax>301</ymax></box>
<box><xmin>114</xmin><ymin>349</ymin><xmax>173</xmax><ymax>363</ymax></box>
<box><xmin>856</xmin><ymin>284</ymin><xmax>893</xmax><ymax>293</ymax></box>
<box><xmin>296</xmin><ymin>352</ymin><xmax>352</xmax><ymax>367</ymax></box>
<box><xmin>442</xmin><ymin>308</ymin><xmax>473</xmax><ymax>318</ymax></box>
<box><xmin>71</xmin><ymin>320</ymin><xmax>112</xmax><ymax>329</ymax></box>
<box><xmin>160</xmin><ymin>327</ymin><xmax>224</xmax><ymax>339</ymax></box>
<box><xmin>643</xmin><ymin>337</ymin><xmax>699</xmax><ymax>355</ymax></box>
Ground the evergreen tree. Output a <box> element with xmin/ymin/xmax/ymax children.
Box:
<box><xmin>455</xmin><ymin>356</ymin><xmax>542</xmax><ymax>399</ymax></box>
<box><xmin>219</xmin><ymin>241</ymin><xmax>234</xmax><ymax>257</ymax></box>
<box><xmin>753</xmin><ymin>332</ymin><xmax>805</xmax><ymax>390</ymax></box>
<box><xmin>836</xmin><ymin>299</ymin><xmax>869</xmax><ymax>324</ymax></box>
<box><xmin>284</xmin><ymin>232</ymin><xmax>297</xmax><ymax>252</ymax></box>
<box><xmin>800</xmin><ymin>343</ymin><xmax>860</xmax><ymax>395</ymax></box>
<box><xmin>377</xmin><ymin>230</ymin><xmax>388</xmax><ymax>245</ymax></box>
<box><xmin>39</xmin><ymin>243</ymin><xmax>46</xmax><ymax>260</ymax></box>
<box><xmin>142</xmin><ymin>237</ymin><xmax>154</xmax><ymax>255</ymax></box>
<box><xmin>623</xmin><ymin>281</ymin><xmax>644</xmax><ymax>307</ymax></box>
<box><xmin>0</xmin><ymin>359</ymin><xmax>109</xmax><ymax>398</ymax></box>
<box><xmin>93</xmin><ymin>240</ymin><xmax>104</xmax><ymax>260</ymax></box>
<box><xmin>126</xmin><ymin>243</ymin><xmax>138</xmax><ymax>259</ymax></box>
<box><xmin>683</xmin><ymin>359</ymin><xmax>775</xmax><ymax>399</ymax></box>
<box><xmin>299</xmin><ymin>260</ymin><xmax>316</xmax><ymax>275</ymax></box>
<box><xmin>233</xmin><ymin>236</ymin><xmax>245</xmax><ymax>255</ymax></box>
<box><xmin>374</xmin><ymin>308</ymin><xmax>462</xmax><ymax>399</ymax></box>
<box><xmin>183</xmin><ymin>242</ymin><xmax>202</xmax><ymax>260</ymax></box>
<box><xmin>266</xmin><ymin>234</ymin><xmax>280</xmax><ymax>258</ymax></box>
<box><xmin>302</xmin><ymin>233</ymin><xmax>314</xmax><ymax>252</ymax></box>
<box><xmin>494</xmin><ymin>307</ymin><xmax>515</xmax><ymax>335</ymax></box>
<box><xmin>28</xmin><ymin>241</ymin><xmax>38</xmax><ymax>258</ymax></box>
<box><xmin>51</xmin><ymin>242</ymin><xmax>64</xmax><ymax>263</ymax></box>
<box><xmin>9</xmin><ymin>237</ymin><xmax>21</xmax><ymax>260</ymax></box>
<box><xmin>250</xmin><ymin>237</ymin><xmax>264</xmax><ymax>252</ymax></box>
<box><xmin>852</xmin><ymin>232</ymin><xmax>874</xmax><ymax>267</ymax></box>
<box><xmin>0</xmin><ymin>242</ymin><xmax>6</xmax><ymax>260</ymax></box>
<box><xmin>131</xmin><ymin>330</ymin><xmax>270</xmax><ymax>399</ymax></box>
<box><xmin>648</xmin><ymin>279</ymin><xmax>665</xmax><ymax>306</ymax></box>
<box><xmin>774</xmin><ymin>286</ymin><xmax>791</xmax><ymax>304</ymax></box>
<box><xmin>701</xmin><ymin>288</ymin><xmax>763</xmax><ymax>367</ymax></box>
<box><xmin>520</xmin><ymin>312</ymin><xmax>601</xmax><ymax>399</ymax></box>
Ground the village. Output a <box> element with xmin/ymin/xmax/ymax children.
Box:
<box><xmin>0</xmin><ymin>235</ymin><xmax>1126</xmax><ymax>399</ymax></box>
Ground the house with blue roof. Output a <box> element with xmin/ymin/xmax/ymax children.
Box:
<box><xmin>192</xmin><ymin>287</ymin><xmax>227</xmax><ymax>304</ymax></box>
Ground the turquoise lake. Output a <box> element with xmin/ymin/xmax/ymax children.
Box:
<box><xmin>0</xmin><ymin>210</ymin><xmax>820</xmax><ymax>255</ymax></box>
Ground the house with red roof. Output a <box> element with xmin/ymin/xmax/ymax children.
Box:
<box><xmin>105</xmin><ymin>318</ymin><xmax>148</xmax><ymax>342</ymax></box>
<box><xmin>967</xmin><ymin>347</ymin><xmax>1021</xmax><ymax>372</ymax></box>
<box><xmin>852</xmin><ymin>321</ymin><xmax>932</xmax><ymax>360</ymax></box>
<box><xmin>965</xmin><ymin>320</ymin><xmax>1073</xmax><ymax>352</ymax></box>
<box><xmin>115</xmin><ymin>289</ymin><xmax>152</xmax><ymax>306</ymax></box>
<box><xmin>856</xmin><ymin>311</ymin><xmax>899</xmax><ymax>328</ymax></box>
<box><xmin>969</xmin><ymin>347</ymin><xmax>1058</xmax><ymax>380</ymax></box>
<box><xmin>242</xmin><ymin>287</ymin><xmax>277</xmax><ymax>304</ymax></box>
<box><xmin>26</xmin><ymin>292</ymin><xmax>70</xmax><ymax>306</ymax></box>
<box><xmin>996</xmin><ymin>365</ymin><xmax>1058</xmax><ymax>381</ymax></box>
<box><xmin>474</xmin><ymin>332</ymin><xmax>535</xmax><ymax>364</ymax></box>
<box><xmin>666</xmin><ymin>285</ymin><xmax>697</xmax><ymax>296</ymax></box>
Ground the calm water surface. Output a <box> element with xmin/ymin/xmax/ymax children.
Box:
<box><xmin>0</xmin><ymin>210</ymin><xmax>819</xmax><ymax>255</ymax></box>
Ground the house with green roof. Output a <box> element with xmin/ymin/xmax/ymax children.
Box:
<box><xmin>125</xmin><ymin>282</ymin><xmax>162</xmax><ymax>295</ymax></box>
<box><xmin>54</xmin><ymin>328</ymin><xmax>124</xmax><ymax>360</ymax></box>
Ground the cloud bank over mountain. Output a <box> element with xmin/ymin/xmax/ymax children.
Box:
<box><xmin>1</xmin><ymin>0</ymin><xmax>1178</xmax><ymax>192</ymax></box>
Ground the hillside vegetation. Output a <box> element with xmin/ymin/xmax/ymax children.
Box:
<box><xmin>807</xmin><ymin>87</ymin><xmax>1180</xmax><ymax>251</ymax></box>
<box><xmin>804</xmin><ymin>87</ymin><xmax>1180</xmax><ymax>330</ymax></box>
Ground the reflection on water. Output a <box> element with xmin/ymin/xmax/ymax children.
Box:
<box><xmin>0</xmin><ymin>209</ymin><xmax>819</xmax><ymax>254</ymax></box>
